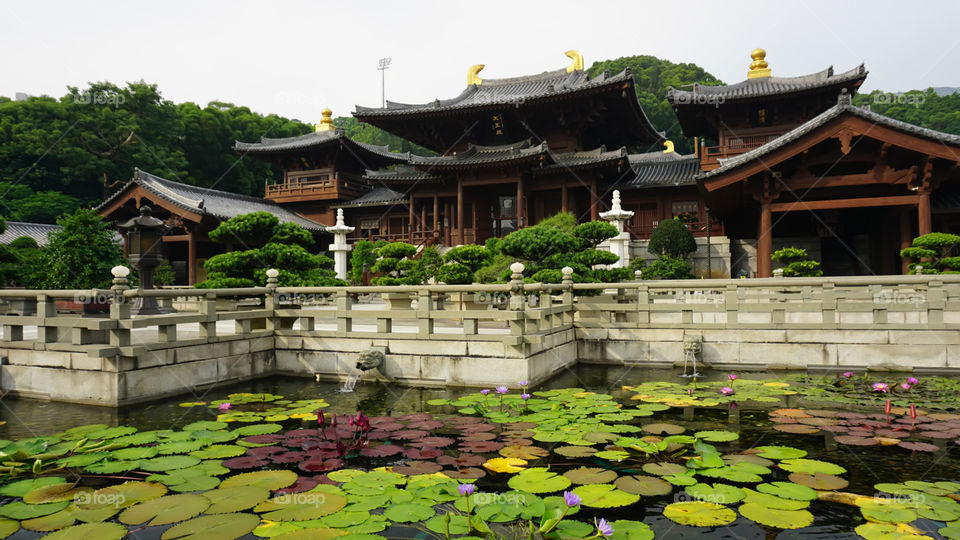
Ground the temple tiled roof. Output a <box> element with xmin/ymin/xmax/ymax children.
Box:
<box><xmin>409</xmin><ymin>140</ymin><xmax>550</xmax><ymax>169</ymax></box>
<box><xmin>0</xmin><ymin>221</ymin><xmax>59</xmax><ymax>246</ymax></box>
<box><xmin>234</xmin><ymin>129</ymin><xmax>408</xmax><ymax>164</ymax></box>
<box><xmin>699</xmin><ymin>101</ymin><xmax>960</xmax><ymax>180</ymax></box>
<box><xmin>621</xmin><ymin>152</ymin><xmax>702</xmax><ymax>189</ymax></box>
<box><xmin>363</xmin><ymin>166</ymin><xmax>443</xmax><ymax>184</ymax></box>
<box><xmin>333</xmin><ymin>186</ymin><xmax>407</xmax><ymax>209</ymax></box>
<box><xmin>668</xmin><ymin>64</ymin><xmax>867</xmax><ymax>104</ymax></box>
<box><xmin>98</xmin><ymin>169</ymin><xmax>325</xmax><ymax>231</ymax></box>
<box><xmin>543</xmin><ymin>147</ymin><xmax>628</xmax><ymax>169</ymax></box>
<box><xmin>357</xmin><ymin>68</ymin><xmax>626</xmax><ymax>116</ymax></box>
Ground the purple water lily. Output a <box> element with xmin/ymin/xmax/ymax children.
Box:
<box><xmin>596</xmin><ymin>517</ymin><xmax>615</xmax><ymax>537</ymax></box>
<box><xmin>564</xmin><ymin>491</ymin><xmax>582</xmax><ymax>507</ymax></box>
<box><xmin>519</xmin><ymin>380</ymin><xmax>530</xmax><ymax>387</ymax></box>
<box><xmin>480</xmin><ymin>389</ymin><xmax>490</xmax><ymax>396</ymax></box>
<box><xmin>495</xmin><ymin>386</ymin><xmax>509</xmax><ymax>394</ymax></box>
<box><xmin>458</xmin><ymin>483</ymin><xmax>475</xmax><ymax>497</ymax></box>
<box><xmin>521</xmin><ymin>393</ymin><xmax>531</xmax><ymax>400</ymax></box>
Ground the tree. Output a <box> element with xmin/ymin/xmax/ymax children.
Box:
<box><xmin>771</xmin><ymin>247</ymin><xmax>823</xmax><ymax>277</ymax></box>
<box><xmin>30</xmin><ymin>208</ymin><xmax>125</xmax><ymax>289</ymax></box>
<box><xmin>348</xmin><ymin>239</ymin><xmax>384</xmax><ymax>284</ymax></box>
<box><xmin>900</xmin><ymin>233</ymin><xmax>960</xmax><ymax>274</ymax></box>
<box><xmin>370</xmin><ymin>242</ymin><xmax>419</xmax><ymax>285</ymax></box>
<box><xmin>437</xmin><ymin>245</ymin><xmax>492</xmax><ymax>284</ymax></box>
<box><xmin>648</xmin><ymin>218</ymin><xmax>697</xmax><ymax>258</ymax></box>
<box><xmin>644</xmin><ymin>255</ymin><xmax>693</xmax><ymax>280</ymax></box>
<box><xmin>196</xmin><ymin>212</ymin><xmax>339</xmax><ymax>288</ymax></box>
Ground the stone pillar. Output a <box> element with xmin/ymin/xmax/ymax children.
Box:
<box><xmin>598</xmin><ymin>190</ymin><xmax>635</xmax><ymax>269</ymax></box>
<box><xmin>326</xmin><ymin>209</ymin><xmax>355</xmax><ymax>281</ymax></box>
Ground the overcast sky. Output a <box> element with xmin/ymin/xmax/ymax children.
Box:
<box><xmin>3</xmin><ymin>0</ymin><xmax>959</xmax><ymax>124</ymax></box>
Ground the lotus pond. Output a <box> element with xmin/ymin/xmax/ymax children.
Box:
<box><xmin>0</xmin><ymin>366</ymin><xmax>959</xmax><ymax>540</ymax></box>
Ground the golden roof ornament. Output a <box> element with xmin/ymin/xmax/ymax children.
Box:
<box><xmin>663</xmin><ymin>140</ymin><xmax>675</xmax><ymax>153</ymax></box>
<box><xmin>315</xmin><ymin>108</ymin><xmax>335</xmax><ymax>132</ymax></box>
<box><xmin>565</xmin><ymin>50</ymin><xmax>584</xmax><ymax>73</ymax></box>
<box><xmin>468</xmin><ymin>65</ymin><xmax>484</xmax><ymax>86</ymax></box>
<box><xmin>748</xmin><ymin>48</ymin><xmax>771</xmax><ymax>79</ymax></box>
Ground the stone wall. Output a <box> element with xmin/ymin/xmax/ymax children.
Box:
<box><xmin>630</xmin><ymin>237</ymin><xmax>732</xmax><ymax>278</ymax></box>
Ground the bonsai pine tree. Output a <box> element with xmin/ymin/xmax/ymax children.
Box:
<box><xmin>30</xmin><ymin>208</ymin><xmax>125</xmax><ymax>289</ymax></box>
<box><xmin>370</xmin><ymin>242</ymin><xmax>418</xmax><ymax>285</ymax></box>
<box><xmin>348</xmin><ymin>239</ymin><xmax>385</xmax><ymax>285</ymax></box>
<box><xmin>900</xmin><ymin>232</ymin><xmax>960</xmax><ymax>274</ymax></box>
<box><xmin>771</xmin><ymin>247</ymin><xmax>823</xmax><ymax>277</ymax></box>
<box><xmin>436</xmin><ymin>245</ymin><xmax>492</xmax><ymax>284</ymax></box>
<box><xmin>196</xmin><ymin>211</ymin><xmax>342</xmax><ymax>287</ymax></box>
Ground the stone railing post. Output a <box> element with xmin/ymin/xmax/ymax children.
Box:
<box><xmin>36</xmin><ymin>293</ymin><xmax>58</xmax><ymax>344</ymax></box>
<box><xmin>335</xmin><ymin>289</ymin><xmax>353</xmax><ymax>333</ymax></box>
<box><xmin>109</xmin><ymin>265</ymin><xmax>131</xmax><ymax>347</ymax></box>
<box><xmin>927</xmin><ymin>278</ymin><xmax>945</xmax><ymax>328</ymax></box>
<box><xmin>821</xmin><ymin>281</ymin><xmax>837</xmax><ymax>329</ymax></box>
<box><xmin>561</xmin><ymin>266</ymin><xmax>574</xmax><ymax>326</ymax></box>
<box><xmin>417</xmin><ymin>287</ymin><xmax>434</xmax><ymax>336</ymax></box>
<box><xmin>199</xmin><ymin>292</ymin><xmax>217</xmax><ymax>339</ymax></box>
<box><xmin>509</xmin><ymin>262</ymin><xmax>526</xmax><ymax>335</ymax></box>
<box><xmin>264</xmin><ymin>268</ymin><xmax>279</xmax><ymax>332</ymax></box>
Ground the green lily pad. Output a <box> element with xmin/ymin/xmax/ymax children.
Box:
<box><xmin>119</xmin><ymin>494</ymin><xmax>211</xmax><ymax>526</ymax></box>
<box><xmin>593</xmin><ymin>450</ymin><xmax>631</xmax><ymax>462</ymax></box>
<box><xmin>157</xmin><ymin>440</ymin><xmax>205</xmax><ymax>455</ymax></box>
<box><xmin>202</xmin><ymin>486</ymin><xmax>270</xmax><ymax>513</ymax></box>
<box><xmin>662</xmin><ymin>501</ymin><xmax>737</xmax><ymax>527</ymax></box>
<box><xmin>697</xmin><ymin>465</ymin><xmax>763</xmax><ymax>483</ymax></box>
<box><xmin>233</xmin><ymin>423</ymin><xmax>283</xmax><ymax>436</ymax></box>
<box><xmin>168</xmin><ymin>476</ymin><xmax>221</xmax><ymax>492</ymax></box>
<box><xmin>111</xmin><ymin>446</ymin><xmax>158</xmax><ymax>461</ymax></box>
<box><xmin>609</xmin><ymin>519</ymin><xmax>655</xmax><ymax>540</ymax></box>
<box><xmin>694</xmin><ymin>430</ymin><xmax>739</xmax><ymax>442</ymax></box>
<box><xmin>189</xmin><ymin>445</ymin><xmax>245</xmax><ymax>460</ymax></box>
<box><xmin>756</xmin><ymin>482</ymin><xmax>818</xmax><ymax>501</ymax></box>
<box><xmin>254</xmin><ymin>492</ymin><xmax>348</xmax><ymax>521</ymax></box>
<box><xmin>553</xmin><ymin>446</ymin><xmax>597</xmax><ymax>458</ymax></box>
<box><xmin>739</xmin><ymin>502</ymin><xmax>814</xmax><ymax>529</ymax></box>
<box><xmin>0</xmin><ymin>518</ymin><xmax>17</xmax><ymax>539</ymax></box>
<box><xmin>742</xmin><ymin>488</ymin><xmax>810</xmax><ymax>511</ymax></box>
<box><xmin>554</xmin><ymin>519</ymin><xmax>594</xmax><ymax>537</ymax></box>
<box><xmin>21</xmin><ymin>503</ymin><xmax>118</xmax><ymax>532</ymax></box>
<box><xmin>642</xmin><ymin>423</ymin><xmax>686</xmax><ymax>435</ymax></box>
<box><xmin>382</xmin><ymin>501</ymin><xmax>435</xmax><ymax>522</ymax></box>
<box><xmin>85</xmin><ymin>460</ymin><xmax>141</xmax><ymax>474</ymax></box>
<box><xmin>788</xmin><ymin>472</ymin><xmax>849</xmax><ymax>491</ymax></box>
<box><xmin>425</xmin><ymin>514</ymin><xmax>470</xmax><ymax>535</ymax></box>
<box><xmin>614</xmin><ymin>475</ymin><xmax>673</xmax><ymax>496</ymax></box>
<box><xmin>324</xmin><ymin>510</ymin><xmax>372</xmax><ymax>527</ymax></box>
<box><xmin>507</xmin><ymin>468</ymin><xmax>571</xmax><ymax>494</ymax></box>
<box><xmin>79</xmin><ymin>481</ymin><xmax>168</xmax><ymax>510</ymax></box>
<box><xmin>685</xmin><ymin>483</ymin><xmax>746</xmax><ymax>505</ymax></box>
<box><xmin>571</xmin><ymin>484</ymin><xmax>640</xmax><ymax>508</ymax></box>
<box><xmin>160</xmin><ymin>512</ymin><xmax>260</xmax><ymax>540</ymax></box>
<box><xmin>57</xmin><ymin>453</ymin><xmax>109</xmax><ymax>468</ymax></box>
<box><xmin>38</xmin><ymin>522</ymin><xmax>128</xmax><ymax>540</ymax></box>
<box><xmin>140</xmin><ymin>455</ymin><xmax>202</xmax><ymax>472</ymax></box>
<box><xmin>86</xmin><ymin>426</ymin><xmax>137</xmax><ymax>440</ymax></box>
<box><xmin>182</xmin><ymin>421</ymin><xmax>228</xmax><ymax>431</ymax></box>
<box><xmin>563</xmin><ymin>467</ymin><xmax>618</xmax><ymax>485</ymax></box>
<box><xmin>0</xmin><ymin>477</ymin><xmax>66</xmax><ymax>497</ymax></box>
<box><xmin>0</xmin><ymin>501</ymin><xmax>70</xmax><ymax>520</ymax></box>
<box><xmin>859</xmin><ymin>503</ymin><xmax>918</xmax><ymax>524</ymax></box>
<box><xmin>642</xmin><ymin>463</ymin><xmax>687</xmax><ymax>477</ymax></box>
<box><xmin>755</xmin><ymin>446</ymin><xmax>808</xmax><ymax>460</ymax></box>
<box><xmin>23</xmin><ymin>483</ymin><xmax>91</xmax><ymax>504</ymax></box>
<box><xmin>778</xmin><ymin>459</ymin><xmax>846</xmax><ymax>475</ymax></box>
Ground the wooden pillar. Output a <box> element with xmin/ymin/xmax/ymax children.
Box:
<box><xmin>187</xmin><ymin>230</ymin><xmax>197</xmax><ymax>285</ymax></box>
<box><xmin>408</xmin><ymin>194</ymin><xmax>414</xmax><ymax>243</ymax></box>
<box><xmin>918</xmin><ymin>191</ymin><xmax>932</xmax><ymax>236</ymax></box>
<box><xmin>590</xmin><ymin>180</ymin><xmax>599</xmax><ymax>221</ymax></box>
<box><xmin>432</xmin><ymin>193</ymin><xmax>439</xmax><ymax>235</ymax></box>
<box><xmin>420</xmin><ymin>202</ymin><xmax>427</xmax><ymax>238</ymax></box>
<box><xmin>457</xmin><ymin>183</ymin><xmax>465</xmax><ymax>245</ymax></box>
<box><xmin>561</xmin><ymin>183</ymin><xmax>568</xmax><ymax>213</ymax></box>
<box><xmin>900</xmin><ymin>209</ymin><xmax>913</xmax><ymax>274</ymax></box>
<box><xmin>757</xmin><ymin>201</ymin><xmax>773</xmax><ymax>278</ymax></box>
<box><xmin>444</xmin><ymin>202</ymin><xmax>451</xmax><ymax>246</ymax></box>
<box><xmin>517</xmin><ymin>177</ymin><xmax>525</xmax><ymax>228</ymax></box>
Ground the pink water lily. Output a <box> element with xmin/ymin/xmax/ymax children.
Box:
<box><xmin>218</xmin><ymin>403</ymin><xmax>232</xmax><ymax>411</ymax></box>
<box><xmin>900</xmin><ymin>382</ymin><xmax>912</xmax><ymax>391</ymax></box>
<box><xmin>720</xmin><ymin>387</ymin><xmax>735</xmax><ymax>396</ymax></box>
<box><xmin>843</xmin><ymin>372</ymin><xmax>853</xmax><ymax>378</ymax></box>
<box><xmin>727</xmin><ymin>374</ymin><xmax>738</xmax><ymax>381</ymax></box>
<box><xmin>907</xmin><ymin>377</ymin><xmax>919</xmax><ymax>385</ymax></box>
<box><xmin>872</xmin><ymin>383</ymin><xmax>889</xmax><ymax>393</ymax></box>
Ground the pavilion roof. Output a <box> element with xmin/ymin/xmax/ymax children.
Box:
<box><xmin>98</xmin><ymin>169</ymin><xmax>325</xmax><ymax>231</ymax></box>
<box><xmin>408</xmin><ymin>139</ymin><xmax>551</xmax><ymax>169</ymax></box>
<box><xmin>234</xmin><ymin>129</ymin><xmax>409</xmax><ymax>165</ymax></box>
<box><xmin>667</xmin><ymin>64</ymin><xmax>867</xmax><ymax>105</ymax></box>
<box><xmin>363</xmin><ymin>166</ymin><xmax>444</xmax><ymax>184</ymax></box>
<box><xmin>620</xmin><ymin>152</ymin><xmax>702</xmax><ymax>189</ymax></box>
<box><xmin>699</xmin><ymin>100</ymin><xmax>960</xmax><ymax>181</ymax></box>
<box><xmin>541</xmin><ymin>147</ymin><xmax>629</xmax><ymax>170</ymax></box>
<box><xmin>0</xmin><ymin>221</ymin><xmax>60</xmax><ymax>247</ymax></box>
<box><xmin>333</xmin><ymin>186</ymin><xmax>407</xmax><ymax>209</ymax></box>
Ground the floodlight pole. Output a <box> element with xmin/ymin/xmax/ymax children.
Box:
<box><xmin>378</xmin><ymin>57</ymin><xmax>392</xmax><ymax>108</ymax></box>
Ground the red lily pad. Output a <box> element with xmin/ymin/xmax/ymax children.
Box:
<box><xmin>298</xmin><ymin>458</ymin><xmax>344</xmax><ymax>473</ymax></box>
<box><xmin>774</xmin><ymin>424</ymin><xmax>820</xmax><ymax>434</ymax></box>
<box><xmin>898</xmin><ymin>441</ymin><xmax>940</xmax><ymax>452</ymax></box>
<box><xmin>392</xmin><ymin>430</ymin><xmax>429</xmax><ymax>440</ymax></box>
<box><xmin>443</xmin><ymin>467</ymin><xmax>487</xmax><ymax>479</ymax></box>
<box><xmin>244</xmin><ymin>434</ymin><xmax>284</xmax><ymax>445</ymax></box>
<box><xmin>819</xmin><ymin>426</ymin><xmax>848</xmax><ymax>433</ymax></box>
<box><xmin>312</xmin><ymin>474</ymin><xmax>337</xmax><ymax>485</ymax></box>
<box><xmin>247</xmin><ymin>446</ymin><xmax>286</xmax><ymax>459</ymax></box>
<box><xmin>459</xmin><ymin>432</ymin><xmax>496</xmax><ymax>442</ymax></box>
<box><xmin>460</xmin><ymin>423</ymin><xmax>497</xmax><ymax>432</ymax></box>
<box><xmin>399</xmin><ymin>413</ymin><xmax>433</xmax><ymax>422</ymax></box>
<box><xmin>502</xmin><ymin>438</ymin><xmax>534</xmax><ymax>446</ymax></box>
<box><xmin>275</xmin><ymin>477</ymin><xmax>319</xmax><ymax>494</ymax></box>
<box><xmin>920</xmin><ymin>431</ymin><xmax>958</xmax><ymax>439</ymax></box>
<box><xmin>360</xmin><ymin>445</ymin><xmax>404</xmax><ymax>458</ymax></box>
<box><xmin>392</xmin><ymin>461</ymin><xmax>443</xmax><ymax>475</ymax></box>
<box><xmin>270</xmin><ymin>452</ymin><xmax>308</xmax><ymax>464</ymax></box>
<box><xmin>411</xmin><ymin>437</ymin><xmax>456</xmax><ymax>448</ymax></box>
<box><xmin>458</xmin><ymin>441</ymin><xmax>505</xmax><ymax>453</ymax></box>
<box><xmin>222</xmin><ymin>456</ymin><xmax>272</xmax><ymax>469</ymax></box>
<box><xmin>835</xmin><ymin>436</ymin><xmax>877</xmax><ymax>446</ymax></box>
<box><xmin>405</xmin><ymin>448</ymin><xmax>444</xmax><ymax>460</ymax></box>
<box><xmin>284</xmin><ymin>429</ymin><xmax>321</xmax><ymax>438</ymax></box>
<box><xmin>408</xmin><ymin>420</ymin><xmax>444</xmax><ymax>430</ymax></box>
<box><xmin>437</xmin><ymin>454</ymin><xmax>485</xmax><ymax>467</ymax></box>
<box><xmin>372</xmin><ymin>422</ymin><xmax>405</xmax><ymax>432</ymax></box>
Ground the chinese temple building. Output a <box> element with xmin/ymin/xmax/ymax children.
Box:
<box><xmin>98</xmin><ymin>49</ymin><xmax>960</xmax><ymax>282</ymax></box>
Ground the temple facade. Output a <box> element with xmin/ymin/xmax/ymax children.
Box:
<box><xmin>98</xmin><ymin>49</ymin><xmax>960</xmax><ymax>282</ymax></box>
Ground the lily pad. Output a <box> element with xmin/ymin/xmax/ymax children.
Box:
<box><xmin>642</xmin><ymin>463</ymin><xmax>687</xmax><ymax>477</ymax></box>
<box><xmin>119</xmin><ymin>493</ymin><xmax>210</xmax><ymax>526</ymax></box>
<box><xmin>755</xmin><ymin>446</ymin><xmax>807</xmax><ymax>460</ymax></box>
<box><xmin>859</xmin><ymin>503</ymin><xmax>918</xmax><ymax>524</ymax></box>
<box><xmin>160</xmin><ymin>512</ymin><xmax>261</xmax><ymax>540</ymax></box>
<box><xmin>563</xmin><ymin>467</ymin><xmax>618</xmax><ymax>485</ymax></box>
<box><xmin>254</xmin><ymin>492</ymin><xmax>348</xmax><ymax>521</ymax></box>
<box><xmin>38</xmin><ymin>522</ymin><xmax>128</xmax><ymax>540</ymax></box>
<box><xmin>694</xmin><ymin>430</ymin><xmax>739</xmax><ymax>442</ymax></box>
<box><xmin>778</xmin><ymin>458</ymin><xmax>846</xmax><ymax>475</ymax></box>
<box><xmin>739</xmin><ymin>501</ymin><xmax>814</xmax><ymax>529</ymax></box>
<box><xmin>483</xmin><ymin>457</ymin><xmax>527</xmax><ymax>474</ymax></box>
<box><xmin>571</xmin><ymin>484</ymin><xmax>640</xmax><ymax>508</ymax></box>
<box><xmin>220</xmin><ymin>469</ymin><xmax>298</xmax><ymax>490</ymax></box>
<box><xmin>788</xmin><ymin>472</ymin><xmax>849</xmax><ymax>491</ymax></box>
<box><xmin>684</xmin><ymin>483</ymin><xmax>746</xmax><ymax>505</ymax></box>
<box><xmin>507</xmin><ymin>468</ymin><xmax>571</xmax><ymax>494</ymax></box>
<box><xmin>553</xmin><ymin>446</ymin><xmax>597</xmax><ymax>458</ymax></box>
<box><xmin>140</xmin><ymin>455</ymin><xmax>202</xmax><ymax>472</ymax></box>
<box><xmin>662</xmin><ymin>501</ymin><xmax>737</xmax><ymax>527</ymax></box>
<box><xmin>382</xmin><ymin>501</ymin><xmax>435</xmax><ymax>522</ymax></box>
<box><xmin>0</xmin><ymin>501</ymin><xmax>70</xmax><ymax>520</ymax></box>
<box><xmin>615</xmin><ymin>475</ymin><xmax>673</xmax><ymax>496</ymax></box>
<box><xmin>756</xmin><ymin>482</ymin><xmax>818</xmax><ymax>501</ymax></box>
<box><xmin>0</xmin><ymin>477</ymin><xmax>66</xmax><ymax>497</ymax></box>
<box><xmin>742</xmin><ymin>488</ymin><xmax>810</xmax><ymax>511</ymax></box>
<box><xmin>23</xmin><ymin>483</ymin><xmax>91</xmax><ymax>504</ymax></box>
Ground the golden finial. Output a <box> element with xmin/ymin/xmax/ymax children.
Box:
<box><xmin>315</xmin><ymin>108</ymin><xmax>335</xmax><ymax>132</ymax></box>
<box><xmin>565</xmin><ymin>50</ymin><xmax>584</xmax><ymax>73</ymax></box>
<box><xmin>468</xmin><ymin>64</ymin><xmax>484</xmax><ymax>86</ymax></box>
<box><xmin>748</xmin><ymin>48</ymin><xmax>771</xmax><ymax>79</ymax></box>
<box><xmin>663</xmin><ymin>140</ymin><xmax>675</xmax><ymax>153</ymax></box>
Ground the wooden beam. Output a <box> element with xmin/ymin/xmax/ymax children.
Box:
<box><xmin>783</xmin><ymin>170</ymin><xmax>913</xmax><ymax>190</ymax></box>
<box><xmin>461</xmin><ymin>177</ymin><xmax>520</xmax><ymax>187</ymax></box>
<box><xmin>770</xmin><ymin>195</ymin><xmax>920</xmax><ymax>213</ymax></box>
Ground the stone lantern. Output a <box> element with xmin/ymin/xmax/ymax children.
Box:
<box><xmin>599</xmin><ymin>190</ymin><xmax>635</xmax><ymax>268</ymax></box>
<box><xmin>118</xmin><ymin>205</ymin><xmax>170</xmax><ymax>315</ymax></box>
<box><xmin>327</xmin><ymin>209</ymin><xmax>355</xmax><ymax>281</ymax></box>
